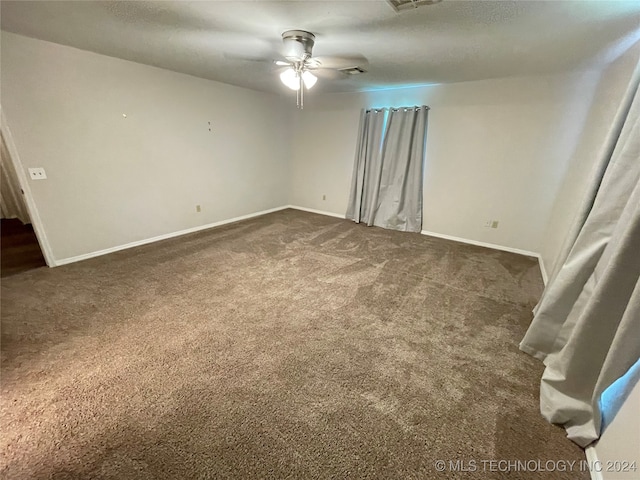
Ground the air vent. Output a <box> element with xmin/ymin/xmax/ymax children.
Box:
<box><xmin>339</xmin><ymin>66</ymin><xmax>367</xmax><ymax>75</ymax></box>
<box><xmin>387</xmin><ymin>0</ymin><xmax>442</xmax><ymax>12</ymax></box>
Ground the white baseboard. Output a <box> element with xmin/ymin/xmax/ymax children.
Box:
<box><xmin>419</xmin><ymin>229</ymin><xmax>539</xmax><ymax>258</ymax></box>
<box><xmin>287</xmin><ymin>205</ymin><xmax>346</xmax><ymax>219</ymax></box>
<box><xmin>55</xmin><ymin>205</ymin><xmax>548</xmax><ymax>288</ymax></box>
<box><xmin>537</xmin><ymin>255</ymin><xmax>549</xmax><ymax>285</ymax></box>
<box><xmin>585</xmin><ymin>445</ymin><xmax>604</xmax><ymax>480</ymax></box>
<box><xmin>420</xmin><ymin>229</ymin><xmax>547</xmax><ymax>282</ymax></box>
<box><xmin>55</xmin><ymin>206</ymin><xmax>289</xmax><ymax>266</ymax></box>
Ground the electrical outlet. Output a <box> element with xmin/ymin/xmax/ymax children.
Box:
<box><xmin>196</xmin><ymin>205</ymin><xmax>201</xmax><ymax>213</ymax></box>
<box><xmin>484</xmin><ymin>219</ymin><xmax>499</xmax><ymax>229</ymax></box>
<box><xmin>28</xmin><ymin>167</ymin><xmax>47</xmax><ymax>180</ymax></box>
<box><xmin>322</xmin><ymin>194</ymin><xmax>326</xmax><ymax>201</ymax></box>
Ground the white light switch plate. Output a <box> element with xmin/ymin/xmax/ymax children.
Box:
<box><xmin>28</xmin><ymin>167</ymin><xmax>47</xmax><ymax>180</ymax></box>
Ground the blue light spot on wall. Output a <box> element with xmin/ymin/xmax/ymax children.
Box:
<box><xmin>362</xmin><ymin>83</ymin><xmax>442</xmax><ymax>93</ymax></box>
<box><xmin>363</xmin><ymin>83</ymin><xmax>441</xmax><ymax>110</ymax></box>
<box><xmin>599</xmin><ymin>357</ymin><xmax>640</xmax><ymax>433</ymax></box>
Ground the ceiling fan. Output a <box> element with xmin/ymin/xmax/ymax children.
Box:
<box><xmin>270</xmin><ymin>30</ymin><xmax>368</xmax><ymax>108</ymax></box>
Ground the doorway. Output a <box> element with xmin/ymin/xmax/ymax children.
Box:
<box><xmin>1</xmin><ymin>132</ymin><xmax>46</xmax><ymax>277</ymax></box>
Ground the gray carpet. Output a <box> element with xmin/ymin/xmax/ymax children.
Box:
<box><xmin>1</xmin><ymin>209</ymin><xmax>587</xmax><ymax>479</ymax></box>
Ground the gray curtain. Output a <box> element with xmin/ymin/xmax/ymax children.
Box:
<box><xmin>1</xmin><ymin>132</ymin><xmax>30</xmax><ymax>224</ymax></box>
<box><xmin>346</xmin><ymin>106</ymin><xmax>428</xmax><ymax>233</ymax></box>
<box><xmin>519</xmin><ymin>65</ymin><xmax>640</xmax><ymax>448</ymax></box>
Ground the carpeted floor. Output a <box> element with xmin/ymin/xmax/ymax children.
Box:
<box><xmin>1</xmin><ymin>209</ymin><xmax>587</xmax><ymax>479</ymax></box>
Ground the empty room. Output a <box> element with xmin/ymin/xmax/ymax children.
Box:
<box><xmin>1</xmin><ymin>1</ymin><xmax>639</xmax><ymax>479</ymax></box>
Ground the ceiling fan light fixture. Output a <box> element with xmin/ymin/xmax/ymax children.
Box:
<box><xmin>280</xmin><ymin>68</ymin><xmax>300</xmax><ymax>90</ymax></box>
<box><xmin>302</xmin><ymin>71</ymin><xmax>317</xmax><ymax>89</ymax></box>
<box><xmin>276</xmin><ymin>29</ymin><xmax>365</xmax><ymax>108</ymax></box>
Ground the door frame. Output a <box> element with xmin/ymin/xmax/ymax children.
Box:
<box><xmin>1</xmin><ymin>108</ymin><xmax>56</xmax><ymax>267</ymax></box>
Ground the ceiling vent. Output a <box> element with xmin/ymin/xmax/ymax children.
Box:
<box><xmin>387</xmin><ymin>0</ymin><xmax>442</xmax><ymax>12</ymax></box>
<box><xmin>339</xmin><ymin>66</ymin><xmax>367</xmax><ymax>75</ymax></box>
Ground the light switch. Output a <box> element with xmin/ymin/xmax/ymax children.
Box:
<box><xmin>28</xmin><ymin>168</ymin><xmax>47</xmax><ymax>180</ymax></box>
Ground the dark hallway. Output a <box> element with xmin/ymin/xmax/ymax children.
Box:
<box><xmin>1</xmin><ymin>218</ymin><xmax>46</xmax><ymax>277</ymax></box>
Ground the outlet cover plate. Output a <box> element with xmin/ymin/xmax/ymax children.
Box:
<box><xmin>28</xmin><ymin>167</ymin><xmax>47</xmax><ymax>180</ymax></box>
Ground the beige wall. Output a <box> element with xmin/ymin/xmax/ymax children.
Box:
<box><xmin>289</xmin><ymin>70</ymin><xmax>620</xmax><ymax>257</ymax></box>
<box><xmin>1</xmin><ymin>32</ymin><xmax>291</xmax><ymax>262</ymax></box>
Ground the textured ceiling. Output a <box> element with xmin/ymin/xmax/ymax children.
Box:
<box><xmin>2</xmin><ymin>1</ymin><xmax>640</xmax><ymax>94</ymax></box>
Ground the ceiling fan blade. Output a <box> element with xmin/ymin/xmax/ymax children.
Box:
<box><xmin>223</xmin><ymin>52</ymin><xmax>272</xmax><ymax>63</ymax></box>
<box><xmin>311</xmin><ymin>68</ymin><xmax>349</xmax><ymax>80</ymax></box>
<box><xmin>223</xmin><ymin>52</ymin><xmax>292</xmax><ymax>66</ymax></box>
<box><xmin>311</xmin><ymin>55</ymin><xmax>369</xmax><ymax>70</ymax></box>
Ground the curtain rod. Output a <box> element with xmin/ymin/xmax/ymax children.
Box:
<box><xmin>365</xmin><ymin>106</ymin><xmax>430</xmax><ymax>113</ymax></box>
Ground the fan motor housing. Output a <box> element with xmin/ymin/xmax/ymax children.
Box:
<box><xmin>282</xmin><ymin>30</ymin><xmax>315</xmax><ymax>61</ymax></box>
